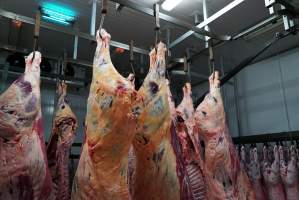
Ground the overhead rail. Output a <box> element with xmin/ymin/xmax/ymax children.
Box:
<box><xmin>167</xmin><ymin>14</ymin><xmax>283</xmax><ymax>72</ymax></box>
<box><xmin>109</xmin><ymin>0</ymin><xmax>231</xmax><ymax>41</ymax></box>
<box><xmin>233</xmin><ymin>131</ymin><xmax>299</xmax><ymax>144</ymax></box>
<box><xmin>0</xmin><ymin>64</ymin><xmax>86</xmax><ymax>87</ymax></box>
<box><xmin>167</xmin><ymin>0</ymin><xmax>298</xmax><ymax>72</ymax></box>
<box><xmin>0</xmin><ymin>42</ymin><xmax>93</xmax><ymax>67</ymax></box>
<box><xmin>0</xmin><ymin>9</ymin><xmax>149</xmax><ymax>55</ymax></box>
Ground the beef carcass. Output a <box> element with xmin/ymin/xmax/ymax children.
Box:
<box><xmin>166</xmin><ymin>79</ymin><xmax>195</xmax><ymax>199</ymax></box>
<box><xmin>72</xmin><ymin>29</ymin><xmax>139</xmax><ymax>200</ymax></box>
<box><xmin>132</xmin><ymin>43</ymin><xmax>180</xmax><ymax>200</ymax></box>
<box><xmin>194</xmin><ymin>71</ymin><xmax>255</xmax><ymax>200</ymax></box>
<box><xmin>175</xmin><ymin>83</ymin><xmax>206</xmax><ymax>200</ymax></box>
<box><xmin>262</xmin><ymin>145</ymin><xmax>286</xmax><ymax>200</ymax></box>
<box><xmin>279</xmin><ymin>145</ymin><xmax>299</xmax><ymax>200</ymax></box>
<box><xmin>240</xmin><ymin>145</ymin><xmax>248</xmax><ymax>171</ymax></box>
<box><xmin>0</xmin><ymin>52</ymin><xmax>52</xmax><ymax>200</ymax></box>
<box><xmin>248</xmin><ymin>147</ymin><xmax>268</xmax><ymax>200</ymax></box>
<box><xmin>47</xmin><ymin>82</ymin><xmax>77</xmax><ymax>200</ymax></box>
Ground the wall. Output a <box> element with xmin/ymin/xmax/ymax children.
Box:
<box><xmin>236</xmin><ymin>47</ymin><xmax>299</xmax><ymax>136</ymax></box>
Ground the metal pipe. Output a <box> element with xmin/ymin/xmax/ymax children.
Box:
<box><xmin>154</xmin><ymin>3</ymin><xmax>160</xmax><ymax>46</ymax></box>
<box><xmin>73</xmin><ymin>35</ymin><xmax>78</xmax><ymax>60</ymax></box>
<box><xmin>202</xmin><ymin>0</ymin><xmax>210</xmax><ymax>48</ymax></box>
<box><xmin>90</xmin><ymin>0</ymin><xmax>97</xmax><ymax>36</ymax></box>
<box><xmin>166</xmin><ymin>27</ymin><xmax>171</xmax><ymax>57</ymax></box>
<box><xmin>233</xmin><ymin>14</ymin><xmax>281</xmax><ymax>40</ymax></box>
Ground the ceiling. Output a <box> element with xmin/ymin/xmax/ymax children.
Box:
<box><xmin>0</xmin><ymin>0</ymin><xmax>299</xmax><ymax>97</ymax></box>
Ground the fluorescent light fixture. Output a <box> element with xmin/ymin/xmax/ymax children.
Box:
<box><xmin>162</xmin><ymin>0</ymin><xmax>183</xmax><ymax>11</ymax></box>
<box><xmin>169</xmin><ymin>0</ymin><xmax>245</xmax><ymax>48</ymax></box>
<box><xmin>42</xmin><ymin>15</ymin><xmax>70</xmax><ymax>25</ymax></box>
<box><xmin>197</xmin><ymin>0</ymin><xmax>245</xmax><ymax>29</ymax></box>
<box><xmin>41</xmin><ymin>3</ymin><xmax>76</xmax><ymax>26</ymax></box>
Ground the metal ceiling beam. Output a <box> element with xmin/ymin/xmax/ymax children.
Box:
<box><xmin>0</xmin><ymin>43</ymin><xmax>93</xmax><ymax>68</ymax></box>
<box><xmin>90</xmin><ymin>0</ymin><xmax>97</xmax><ymax>36</ymax></box>
<box><xmin>232</xmin><ymin>14</ymin><xmax>281</xmax><ymax>40</ymax></box>
<box><xmin>168</xmin><ymin>14</ymin><xmax>283</xmax><ymax>72</ymax></box>
<box><xmin>0</xmin><ymin>68</ymin><xmax>86</xmax><ymax>87</ymax></box>
<box><xmin>169</xmin><ymin>0</ymin><xmax>245</xmax><ymax>49</ymax></box>
<box><xmin>0</xmin><ymin>9</ymin><xmax>149</xmax><ymax>55</ymax></box>
<box><xmin>202</xmin><ymin>0</ymin><xmax>210</xmax><ymax>48</ymax></box>
<box><xmin>109</xmin><ymin>0</ymin><xmax>230</xmax><ymax>41</ymax></box>
<box><xmin>171</xmin><ymin>70</ymin><xmax>209</xmax><ymax>80</ymax></box>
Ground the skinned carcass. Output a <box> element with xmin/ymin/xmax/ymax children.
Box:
<box><xmin>279</xmin><ymin>145</ymin><xmax>299</xmax><ymax>200</ymax></box>
<box><xmin>248</xmin><ymin>147</ymin><xmax>268</xmax><ymax>200</ymax></box>
<box><xmin>72</xmin><ymin>29</ymin><xmax>139</xmax><ymax>200</ymax></box>
<box><xmin>131</xmin><ymin>43</ymin><xmax>180</xmax><ymax>200</ymax></box>
<box><xmin>0</xmin><ymin>52</ymin><xmax>52</xmax><ymax>200</ymax></box>
<box><xmin>194</xmin><ymin>71</ymin><xmax>255</xmax><ymax>200</ymax></box>
<box><xmin>175</xmin><ymin>83</ymin><xmax>206</xmax><ymax>200</ymax></box>
<box><xmin>262</xmin><ymin>145</ymin><xmax>286</xmax><ymax>200</ymax></box>
<box><xmin>47</xmin><ymin>82</ymin><xmax>77</xmax><ymax>200</ymax></box>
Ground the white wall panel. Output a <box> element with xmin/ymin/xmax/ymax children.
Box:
<box><xmin>235</xmin><ymin>47</ymin><xmax>299</xmax><ymax>136</ymax></box>
<box><xmin>237</xmin><ymin>58</ymin><xmax>289</xmax><ymax>135</ymax></box>
<box><xmin>222</xmin><ymin>82</ymin><xmax>240</xmax><ymax>137</ymax></box>
<box><xmin>279</xmin><ymin>48</ymin><xmax>299</xmax><ymax>131</ymax></box>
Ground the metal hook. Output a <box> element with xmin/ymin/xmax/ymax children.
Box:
<box><xmin>32</xmin><ymin>10</ymin><xmax>41</xmax><ymax>63</ymax></box>
<box><xmin>129</xmin><ymin>40</ymin><xmax>136</xmax><ymax>76</ymax></box>
<box><xmin>31</xmin><ymin>51</ymin><xmax>36</xmax><ymax>63</ymax></box>
<box><xmin>98</xmin><ymin>0</ymin><xmax>108</xmax><ymax>38</ymax></box>
<box><xmin>61</xmin><ymin>51</ymin><xmax>68</xmax><ymax>82</ymax></box>
<box><xmin>154</xmin><ymin>3</ymin><xmax>160</xmax><ymax>50</ymax></box>
<box><xmin>208</xmin><ymin>39</ymin><xmax>215</xmax><ymax>80</ymax></box>
<box><xmin>31</xmin><ymin>36</ymin><xmax>38</xmax><ymax>62</ymax></box>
